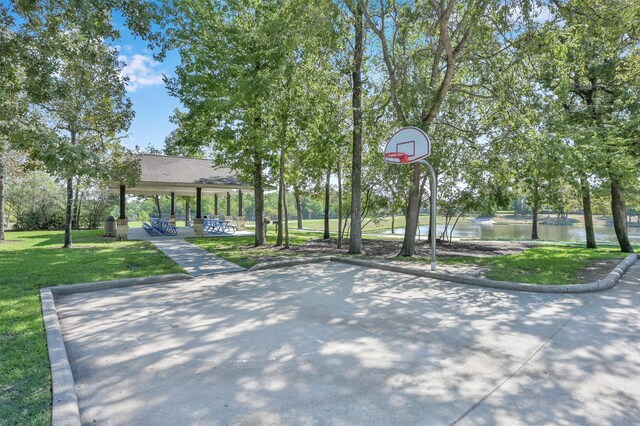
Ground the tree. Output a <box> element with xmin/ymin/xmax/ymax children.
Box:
<box><xmin>80</xmin><ymin>187</ymin><xmax>118</xmax><ymax>229</ymax></box>
<box><xmin>534</xmin><ymin>0</ymin><xmax>640</xmax><ymax>252</ymax></box>
<box><xmin>165</xmin><ymin>0</ymin><xmax>296</xmax><ymax>246</ymax></box>
<box><xmin>7</xmin><ymin>0</ymin><xmax>155</xmax><ymax>246</ymax></box>
<box><xmin>270</xmin><ymin>6</ymin><xmax>342</xmax><ymax>247</ymax></box>
<box><xmin>165</xmin><ymin>0</ymin><xmax>342</xmax><ymax>247</ymax></box>
<box><xmin>0</xmin><ymin>4</ymin><xmax>51</xmax><ymax>241</ymax></box>
<box><xmin>348</xmin><ymin>0</ymin><xmax>365</xmax><ymax>254</ymax></box>
<box><xmin>512</xmin><ymin>131</ymin><xmax>566</xmax><ymax>240</ymax></box>
<box><xmin>363</xmin><ymin>0</ymin><xmax>505</xmax><ymax>256</ymax></box>
<box><xmin>6</xmin><ymin>170</ymin><xmax>65</xmax><ymax>231</ymax></box>
<box><xmin>18</xmin><ymin>28</ymin><xmax>135</xmax><ymax>247</ymax></box>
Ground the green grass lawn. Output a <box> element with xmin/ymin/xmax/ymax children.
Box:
<box><xmin>431</xmin><ymin>246</ymin><xmax>626</xmax><ymax>284</ymax></box>
<box><xmin>0</xmin><ymin>230</ymin><xmax>184</xmax><ymax>425</ymax></box>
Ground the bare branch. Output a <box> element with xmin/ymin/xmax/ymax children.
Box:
<box><xmin>362</xmin><ymin>1</ymin><xmax>406</xmax><ymax>124</ymax></box>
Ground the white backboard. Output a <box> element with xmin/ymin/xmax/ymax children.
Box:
<box><xmin>384</xmin><ymin>127</ymin><xmax>431</xmax><ymax>163</ymax></box>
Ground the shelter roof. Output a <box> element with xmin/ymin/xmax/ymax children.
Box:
<box><xmin>109</xmin><ymin>154</ymin><xmax>255</xmax><ymax>196</ymax></box>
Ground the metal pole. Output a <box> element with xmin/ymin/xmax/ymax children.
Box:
<box><xmin>418</xmin><ymin>160</ymin><xmax>437</xmax><ymax>271</ymax></box>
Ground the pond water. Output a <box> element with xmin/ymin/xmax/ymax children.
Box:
<box><xmin>386</xmin><ymin>222</ymin><xmax>640</xmax><ymax>243</ymax></box>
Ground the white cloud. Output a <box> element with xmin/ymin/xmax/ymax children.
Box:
<box><xmin>119</xmin><ymin>53</ymin><xmax>165</xmax><ymax>92</ymax></box>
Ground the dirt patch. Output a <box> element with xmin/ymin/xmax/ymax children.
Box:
<box><xmin>576</xmin><ymin>257</ymin><xmax>624</xmax><ymax>282</ymax></box>
<box><xmin>238</xmin><ymin>238</ymin><xmax>531</xmax><ymax>266</ymax></box>
<box><xmin>286</xmin><ymin>238</ymin><xmax>531</xmax><ymax>258</ymax></box>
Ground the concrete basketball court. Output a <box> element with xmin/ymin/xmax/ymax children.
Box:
<box><xmin>56</xmin><ymin>262</ymin><xmax>640</xmax><ymax>425</ymax></box>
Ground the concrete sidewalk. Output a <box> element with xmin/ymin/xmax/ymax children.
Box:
<box><xmin>56</xmin><ymin>261</ymin><xmax>640</xmax><ymax>425</ymax></box>
<box><xmin>151</xmin><ymin>239</ymin><xmax>245</xmax><ymax>276</ymax></box>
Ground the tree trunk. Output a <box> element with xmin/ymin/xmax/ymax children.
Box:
<box><xmin>391</xmin><ymin>213</ymin><xmax>395</xmax><ymax>234</ymax></box>
<box><xmin>611</xmin><ymin>178</ymin><xmax>633</xmax><ymax>253</ymax></box>
<box><xmin>154</xmin><ymin>195</ymin><xmax>162</xmax><ymax>218</ymax></box>
<box><xmin>531</xmin><ymin>182</ymin><xmax>539</xmax><ymax>240</ymax></box>
<box><xmin>349</xmin><ymin>0</ymin><xmax>364</xmax><ymax>254</ymax></box>
<box><xmin>450</xmin><ymin>213</ymin><xmax>463</xmax><ymax>243</ymax></box>
<box><xmin>429</xmin><ymin>184</ymin><xmax>437</xmax><ymax>244</ymax></box>
<box><xmin>254</xmin><ymin>152</ymin><xmax>265</xmax><ymax>246</ymax></box>
<box><xmin>277</xmin><ymin>145</ymin><xmax>285</xmax><ymax>246</ymax></box>
<box><xmin>337</xmin><ymin>156</ymin><xmax>343</xmax><ymax>249</ymax></box>
<box><xmin>342</xmin><ymin>213</ymin><xmax>351</xmax><ymax>242</ymax></box>
<box><xmin>295</xmin><ymin>186</ymin><xmax>303</xmax><ymax>229</ymax></box>
<box><xmin>63</xmin><ymin>177</ymin><xmax>73</xmax><ymax>248</ymax></box>
<box><xmin>580</xmin><ymin>176</ymin><xmax>597</xmax><ymax>249</ymax></box>
<box><xmin>399</xmin><ymin>163</ymin><xmax>421</xmax><ymax>256</ymax></box>
<box><xmin>185</xmin><ymin>199</ymin><xmax>191</xmax><ymax>226</ymax></box>
<box><xmin>72</xmin><ymin>183</ymin><xmax>80</xmax><ymax>230</ymax></box>
<box><xmin>402</xmin><ymin>148</ymin><xmax>433</xmax><ymax>249</ymax></box>
<box><xmin>0</xmin><ymin>143</ymin><xmax>5</xmax><ymax>242</ymax></box>
<box><xmin>323</xmin><ymin>164</ymin><xmax>331</xmax><ymax>240</ymax></box>
<box><xmin>76</xmin><ymin>191</ymin><xmax>84</xmax><ymax>230</ymax></box>
<box><xmin>284</xmin><ymin>187</ymin><xmax>290</xmax><ymax>249</ymax></box>
<box><xmin>63</xmin><ymin>129</ymin><xmax>76</xmax><ymax>248</ymax></box>
<box><xmin>531</xmin><ymin>208</ymin><xmax>539</xmax><ymax>240</ymax></box>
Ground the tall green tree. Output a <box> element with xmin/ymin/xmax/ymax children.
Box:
<box><xmin>347</xmin><ymin>0</ymin><xmax>365</xmax><ymax>254</ymax></box>
<box><xmin>267</xmin><ymin>2</ymin><xmax>341</xmax><ymax>247</ymax></box>
<box><xmin>164</xmin><ymin>0</ymin><xmax>340</xmax><ymax>246</ymax></box>
<box><xmin>535</xmin><ymin>0</ymin><xmax>640</xmax><ymax>252</ymax></box>
<box><xmin>18</xmin><ymin>29</ymin><xmax>135</xmax><ymax>247</ymax></box>
<box><xmin>6</xmin><ymin>0</ymin><xmax>157</xmax><ymax>246</ymax></box>
<box><xmin>0</xmin><ymin>4</ymin><xmax>51</xmax><ymax>241</ymax></box>
<box><xmin>165</xmin><ymin>0</ymin><xmax>290</xmax><ymax>245</ymax></box>
<box><xmin>364</xmin><ymin>0</ymin><xmax>506</xmax><ymax>256</ymax></box>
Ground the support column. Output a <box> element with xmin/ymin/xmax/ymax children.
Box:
<box><xmin>196</xmin><ymin>188</ymin><xmax>202</xmax><ymax>218</ymax></box>
<box><xmin>194</xmin><ymin>187</ymin><xmax>204</xmax><ymax>236</ymax></box>
<box><xmin>116</xmin><ymin>185</ymin><xmax>128</xmax><ymax>240</ymax></box>
<box><xmin>237</xmin><ymin>190</ymin><xmax>245</xmax><ymax>231</ymax></box>
<box><xmin>169</xmin><ymin>192</ymin><xmax>176</xmax><ymax>225</ymax></box>
<box><xmin>226</xmin><ymin>191</ymin><xmax>231</xmax><ymax>216</ymax></box>
<box><xmin>214</xmin><ymin>194</ymin><xmax>219</xmax><ymax>219</ymax></box>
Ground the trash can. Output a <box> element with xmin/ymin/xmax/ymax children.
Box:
<box><xmin>104</xmin><ymin>215</ymin><xmax>116</xmax><ymax>237</ymax></box>
<box><xmin>263</xmin><ymin>217</ymin><xmax>271</xmax><ymax>238</ymax></box>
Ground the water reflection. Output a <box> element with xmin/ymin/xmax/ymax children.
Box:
<box><xmin>387</xmin><ymin>222</ymin><xmax>640</xmax><ymax>242</ymax></box>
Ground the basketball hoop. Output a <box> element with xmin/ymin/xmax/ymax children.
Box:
<box><xmin>382</xmin><ymin>126</ymin><xmax>437</xmax><ymax>271</ymax></box>
<box><xmin>385</xmin><ymin>151</ymin><xmax>410</xmax><ymax>164</ymax></box>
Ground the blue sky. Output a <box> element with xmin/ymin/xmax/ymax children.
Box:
<box><xmin>113</xmin><ymin>17</ymin><xmax>180</xmax><ymax>151</ymax></box>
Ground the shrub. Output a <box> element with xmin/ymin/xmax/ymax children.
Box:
<box><xmin>14</xmin><ymin>208</ymin><xmax>66</xmax><ymax>231</ymax></box>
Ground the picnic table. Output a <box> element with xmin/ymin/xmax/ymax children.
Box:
<box><xmin>204</xmin><ymin>218</ymin><xmax>236</xmax><ymax>235</ymax></box>
<box><xmin>143</xmin><ymin>218</ymin><xmax>178</xmax><ymax>236</ymax></box>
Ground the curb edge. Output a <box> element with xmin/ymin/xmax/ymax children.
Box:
<box><xmin>49</xmin><ymin>273</ymin><xmax>192</xmax><ymax>296</ymax></box>
<box><xmin>329</xmin><ymin>253</ymin><xmax>639</xmax><ymax>293</ymax></box>
<box><xmin>41</xmin><ymin>288</ymin><xmax>81</xmax><ymax>426</ymax></box>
